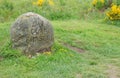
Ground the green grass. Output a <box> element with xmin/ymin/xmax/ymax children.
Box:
<box><xmin>0</xmin><ymin>0</ymin><xmax>92</xmax><ymax>22</ymax></box>
<box><xmin>0</xmin><ymin>20</ymin><xmax>120</xmax><ymax>78</ymax></box>
<box><xmin>0</xmin><ymin>0</ymin><xmax>120</xmax><ymax>78</ymax></box>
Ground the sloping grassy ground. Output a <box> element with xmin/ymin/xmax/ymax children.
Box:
<box><xmin>0</xmin><ymin>0</ymin><xmax>92</xmax><ymax>22</ymax></box>
<box><xmin>0</xmin><ymin>20</ymin><xmax>120</xmax><ymax>78</ymax></box>
<box><xmin>0</xmin><ymin>0</ymin><xmax>120</xmax><ymax>78</ymax></box>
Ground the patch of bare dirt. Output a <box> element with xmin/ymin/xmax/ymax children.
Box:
<box><xmin>107</xmin><ymin>65</ymin><xmax>119</xmax><ymax>78</ymax></box>
<box><xmin>63</xmin><ymin>43</ymin><xmax>84</xmax><ymax>53</ymax></box>
<box><xmin>76</xmin><ymin>74</ymin><xmax>82</xmax><ymax>78</ymax></box>
<box><xmin>0</xmin><ymin>56</ymin><xmax>3</xmax><ymax>61</ymax></box>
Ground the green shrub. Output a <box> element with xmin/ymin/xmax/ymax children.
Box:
<box><xmin>92</xmin><ymin>0</ymin><xmax>112</xmax><ymax>10</ymax></box>
<box><xmin>116</xmin><ymin>0</ymin><xmax>120</xmax><ymax>5</ymax></box>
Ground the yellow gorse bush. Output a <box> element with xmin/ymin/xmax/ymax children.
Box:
<box><xmin>33</xmin><ymin>0</ymin><xmax>54</xmax><ymax>6</ymax></box>
<box><xmin>37</xmin><ymin>0</ymin><xmax>44</xmax><ymax>6</ymax></box>
<box><xmin>92</xmin><ymin>0</ymin><xmax>97</xmax><ymax>6</ymax></box>
<box><xmin>33</xmin><ymin>0</ymin><xmax>44</xmax><ymax>6</ymax></box>
<box><xmin>92</xmin><ymin>0</ymin><xmax>105</xmax><ymax>6</ymax></box>
<box><xmin>106</xmin><ymin>4</ymin><xmax>120</xmax><ymax>20</ymax></box>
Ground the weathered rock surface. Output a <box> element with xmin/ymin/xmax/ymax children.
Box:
<box><xmin>10</xmin><ymin>12</ymin><xmax>54</xmax><ymax>55</ymax></box>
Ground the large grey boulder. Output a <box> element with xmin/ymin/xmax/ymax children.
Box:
<box><xmin>10</xmin><ymin>12</ymin><xmax>54</xmax><ymax>55</ymax></box>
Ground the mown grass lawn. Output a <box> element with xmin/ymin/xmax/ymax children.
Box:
<box><xmin>0</xmin><ymin>20</ymin><xmax>120</xmax><ymax>78</ymax></box>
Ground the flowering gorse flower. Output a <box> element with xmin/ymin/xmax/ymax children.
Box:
<box><xmin>100</xmin><ymin>0</ymin><xmax>105</xmax><ymax>3</ymax></box>
<box><xmin>92</xmin><ymin>0</ymin><xmax>98</xmax><ymax>6</ymax></box>
<box><xmin>106</xmin><ymin>4</ymin><xmax>120</xmax><ymax>20</ymax></box>
<box><xmin>33</xmin><ymin>0</ymin><xmax>44</xmax><ymax>6</ymax></box>
<box><xmin>33</xmin><ymin>0</ymin><xmax>54</xmax><ymax>6</ymax></box>
<box><xmin>48</xmin><ymin>0</ymin><xmax>54</xmax><ymax>6</ymax></box>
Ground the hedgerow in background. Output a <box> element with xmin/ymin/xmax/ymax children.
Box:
<box><xmin>92</xmin><ymin>0</ymin><xmax>105</xmax><ymax>9</ymax></box>
<box><xmin>92</xmin><ymin>0</ymin><xmax>113</xmax><ymax>10</ymax></box>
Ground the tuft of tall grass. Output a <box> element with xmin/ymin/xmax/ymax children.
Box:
<box><xmin>0</xmin><ymin>0</ymin><xmax>14</xmax><ymax>22</ymax></box>
<box><xmin>0</xmin><ymin>40</ymin><xmax>22</xmax><ymax>58</ymax></box>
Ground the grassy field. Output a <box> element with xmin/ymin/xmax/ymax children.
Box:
<box><xmin>0</xmin><ymin>19</ymin><xmax>120</xmax><ymax>78</ymax></box>
<box><xmin>0</xmin><ymin>0</ymin><xmax>120</xmax><ymax>78</ymax></box>
<box><xmin>0</xmin><ymin>0</ymin><xmax>92</xmax><ymax>22</ymax></box>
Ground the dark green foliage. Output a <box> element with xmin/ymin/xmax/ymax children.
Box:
<box><xmin>116</xmin><ymin>0</ymin><xmax>120</xmax><ymax>5</ymax></box>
